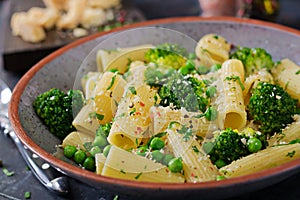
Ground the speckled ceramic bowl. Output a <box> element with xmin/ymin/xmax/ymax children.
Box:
<box><xmin>9</xmin><ymin>17</ymin><xmax>300</xmax><ymax>200</ymax></box>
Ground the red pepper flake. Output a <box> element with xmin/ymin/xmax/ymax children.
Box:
<box><xmin>150</xmin><ymin>113</ymin><xmax>154</xmax><ymax>119</ymax></box>
<box><xmin>135</xmin><ymin>112</ymin><xmax>141</xmax><ymax>115</ymax></box>
<box><xmin>139</xmin><ymin>102</ymin><xmax>145</xmax><ymax>107</ymax></box>
<box><xmin>157</xmin><ymin>112</ymin><xmax>161</xmax><ymax>117</ymax></box>
<box><xmin>135</xmin><ymin>127</ymin><xmax>143</xmax><ymax>135</ymax></box>
<box><xmin>191</xmin><ymin>173</ymin><xmax>195</xmax><ymax>177</ymax></box>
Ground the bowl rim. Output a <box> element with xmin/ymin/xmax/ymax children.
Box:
<box><xmin>9</xmin><ymin>16</ymin><xmax>300</xmax><ymax>191</ymax></box>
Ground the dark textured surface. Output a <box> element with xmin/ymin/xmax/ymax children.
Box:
<box><xmin>1</xmin><ymin>1</ymin><xmax>300</xmax><ymax>200</ymax></box>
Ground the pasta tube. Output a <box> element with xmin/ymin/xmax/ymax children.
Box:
<box><xmin>243</xmin><ymin>69</ymin><xmax>273</xmax><ymax>105</ymax></box>
<box><xmin>62</xmin><ymin>131</ymin><xmax>95</xmax><ymax>150</ymax></box>
<box><xmin>107</xmin><ymin>84</ymin><xmax>157</xmax><ymax>149</ymax></box>
<box><xmin>195</xmin><ymin>34</ymin><xmax>231</xmax><ymax>68</ymax></box>
<box><xmin>94</xmin><ymin>71</ymin><xmax>127</xmax><ymax>124</ymax></box>
<box><xmin>80</xmin><ymin>72</ymin><xmax>102</xmax><ymax>100</ymax></box>
<box><xmin>95</xmin><ymin>153</ymin><xmax>106</xmax><ymax>175</ymax></box>
<box><xmin>268</xmin><ymin>115</ymin><xmax>300</xmax><ymax>146</ymax></box>
<box><xmin>101</xmin><ymin>146</ymin><xmax>185</xmax><ymax>183</ymax></box>
<box><xmin>167</xmin><ymin>123</ymin><xmax>219</xmax><ymax>182</ymax></box>
<box><xmin>216</xmin><ymin>59</ymin><xmax>247</xmax><ymax>130</ymax></box>
<box><xmin>220</xmin><ymin>143</ymin><xmax>300</xmax><ymax>178</ymax></box>
<box><xmin>271</xmin><ymin>58</ymin><xmax>300</xmax><ymax>105</ymax></box>
<box><xmin>96</xmin><ymin>44</ymin><xmax>153</xmax><ymax>72</ymax></box>
<box><xmin>72</xmin><ymin>101</ymin><xmax>100</xmax><ymax>136</ymax></box>
<box><xmin>149</xmin><ymin>106</ymin><xmax>218</xmax><ymax>138</ymax></box>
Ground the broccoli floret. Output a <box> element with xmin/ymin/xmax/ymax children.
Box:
<box><xmin>144</xmin><ymin>65</ymin><xmax>176</xmax><ymax>87</ymax></box>
<box><xmin>203</xmin><ymin>128</ymin><xmax>267</xmax><ymax>167</ymax></box>
<box><xmin>158</xmin><ymin>72</ymin><xmax>209</xmax><ymax>112</ymax></box>
<box><xmin>230</xmin><ymin>47</ymin><xmax>274</xmax><ymax>76</ymax></box>
<box><xmin>145</xmin><ymin>43</ymin><xmax>188</xmax><ymax>69</ymax></box>
<box><xmin>203</xmin><ymin>128</ymin><xmax>249</xmax><ymax>167</ymax></box>
<box><xmin>248</xmin><ymin>82</ymin><xmax>298</xmax><ymax>134</ymax></box>
<box><xmin>32</xmin><ymin>88</ymin><xmax>84</xmax><ymax>139</ymax></box>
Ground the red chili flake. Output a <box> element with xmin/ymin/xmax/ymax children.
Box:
<box><xmin>136</xmin><ymin>126</ymin><xmax>143</xmax><ymax>134</ymax></box>
<box><xmin>157</xmin><ymin>112</ymin><xmax>161</xmax><ymax>117</ymax></box>
<box><xmin>150</xmin><ymin>113</ymin><xmax>154</xmax><ymax>119</ymax></box>
<box><xmin>135</xmin><ymin>112</ymin><xmax>141</xmax><ymax>115</ymax></box>
<box><xmin>191</xmin><ymin>173</ymin><xmax>195</xmax><ymax>177</ymax></box>
<box><xmin>139</xmin><ymin>102</ymin><xmax>145</xmax><ymax>107</ymax></box>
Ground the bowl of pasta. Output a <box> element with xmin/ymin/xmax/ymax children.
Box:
<box><xmin>9</xmin><ymin>16</ymin><xmax>300</xmax><ymax>200</ymax></box>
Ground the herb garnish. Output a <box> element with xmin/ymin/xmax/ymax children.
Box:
<box><xmin>89</xmin><ymin>112</ymin><xmax>104</xmax><ymax>120</ymax></box>
<box><xmin>135</xmin><ymin>172</ymin><xmax>143</xmax><ymax>180</ymax></box>
<box><xmin>128</xmin><ymin>86</ymin><xmax>137</xmax><ymax>95</ymax></box>
<box><xmin>2</xmin><ymin>168</ymin><xmax>14</xmax><ymax>177</ymax></box>
<box><xmin>224</xmin><ymin>75</ymin><xmax>245</xmax><ymax>90</ymax></box>
<box><xmin>107</xmin><ymin>74</ymin><xmax>117</xmax><ymax>90</ymax></box>
<box><xmin>287</xmin><ymin>150</ymin><xmax>296</xmax><ymax>158</ymax></box>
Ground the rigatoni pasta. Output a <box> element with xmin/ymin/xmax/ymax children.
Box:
<box><xmin>215</xmin><ymin>59</ymin><xmax>247</xmax><ymax>130</ymax></box>
<box><xmin>57</xmin><ymin>33</ymin><xmax>300</xmax><ymax>184</ymax></box>
<box><xmin>271</xmin><ymin>58</ymin><xmax>300</xmax><ymax>105</ymax></box>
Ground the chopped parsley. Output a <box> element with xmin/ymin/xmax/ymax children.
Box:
<box><xmin>296</xmin><ymin>70</ymin><xmax>300</xmax><ymax>75</ymax></box>
<box><xmin>224</xmin><ymin>75</ymin><xmax>245</xmax><ymax>90</ymax></box>
<box><xmin>129</xmin><ymin>108</ymin><xmax>136</xmax><ymax>116</ymax></box>
<box><xmin>192</xmin><ymin>145</ymin><xmax>200</xmax><ymax>153</ymax></box>
<box><xmin>89</xmin><ymin>112</ymin><xmax>104</xmax><ymax>120</ymax></box>
<box><xmin>134</xmin><ymin>172</ymin><xmax>143</xmax><ymax>180</ymax></box>
<box><xmin>120</xmin><ymin>169</ymin><xmax>126</xmax><ymax>174</ymax></box>
<box><xmin>128</xmin><ymin>86</ymin><xmax>137</xmax><ymax>95</ymax></box>
<box><xmin>113</xmin><ymin>195</ymin><xmax>119</xmax><ymax>200</ymax></box>
<box><xmin>24</xmin><ymin>191</ymin><xmax>31</xmax><ymax>199</ymax></box>
<box><xmin>177</xmin><ymin>125</ymin><xmax>193</xmax><ymax>142</ymax></box>
<box><xmin>287</xmin><ymin>150</ymin><xmax>296</xmax><ymax>158</ymax></box>
<box><xmin>2</xmin><ymin>168</ymin><xmax>14</xmax><ymax>177</ymax></box>
<box><xmin>107</xmin><ymin>74</ymin><xmax>117</xmax><ymax>90</ymax></box>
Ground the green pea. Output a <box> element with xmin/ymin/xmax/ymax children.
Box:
<box><xmin>247</xmin><ymin>138</ymin><xmax>262</xmax><ymax>153</ymax></box>
<box><xmin>150</xmin><ymin>137</ymin><xmax>165</xmax><ymax>150</ymax></box>
<box><xmin>168</xmin><ymin>158</ymin><xmax>183</xmax><ymax>173</ymax></box>
<box><xmin>151</xmin><ymin>150</ymin><xmax>164</xmax><ymax>162</ymax></box>
<box><xmin>206</xmin><ymin>86</ymin><xmax>217</xmax><ymax>98</ymax></box>
<box><xmin>162</xmin><ymin>154</ymin><xmax>174</xmax><ymax>166</ymax></box>
<box><xmin>89</xmin><ymin>146</ymin><xmax>101</xmax><ymax>157</ymax></box>
<box><xmin>74</xmin><ymin>150</ymin><xmax>87</xmax><ymax>164</ymax></box>
<box><xmin>83</xmin><ymin>157</ymin><xmax>96</xmax><ymax>171</ymax></box>
<box><xmin>63</xmin><ymin>145</ymin><xmax>77</xmax><ymax>159</ymax></box>
<box><xmin>93</xmin><ymin>135</ymin><xmax>108</xmax><ymax>148</ymax></box>
<box><xmin>216</xmin><ymin>175</ymin><xmax>226</xmax><ymax>181</ymax></box>
<box><xmin>178</xmin><ymin>66</ymin><xmax>189</xmax><ymax>75</ymax></box>
<box><xmin>185</xmin><ymin>60</ymin><xmax>195</xmax><ymax>70</ymax></box>
<box><xmin>210</xmin><ymin>64</ymin><xmax>221</xmax><ymax>72</ymax></box>
<box><xmin>136</xmin><ymin>146</ymin><xmax>148</xmax><ymax>157</ymax></box>
<box><xmin>214</xmin><ymin>159</ymin><xmax>226</xmax><ymax>168</ymax></box>
<box><xmin>103</xmin><ymin>145</ymin><xmax>112</xmax><ymax>157</ymax></box>
<box><xmin>205</xmin><ymin>106</ymin><xmax>218</xmax><ymax>121</ymax></box>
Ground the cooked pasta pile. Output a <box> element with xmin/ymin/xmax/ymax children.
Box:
<box><xmin>62</xmin><ymin>33</ymin><xmax>300</xmax><ymax>183</ymax></box>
